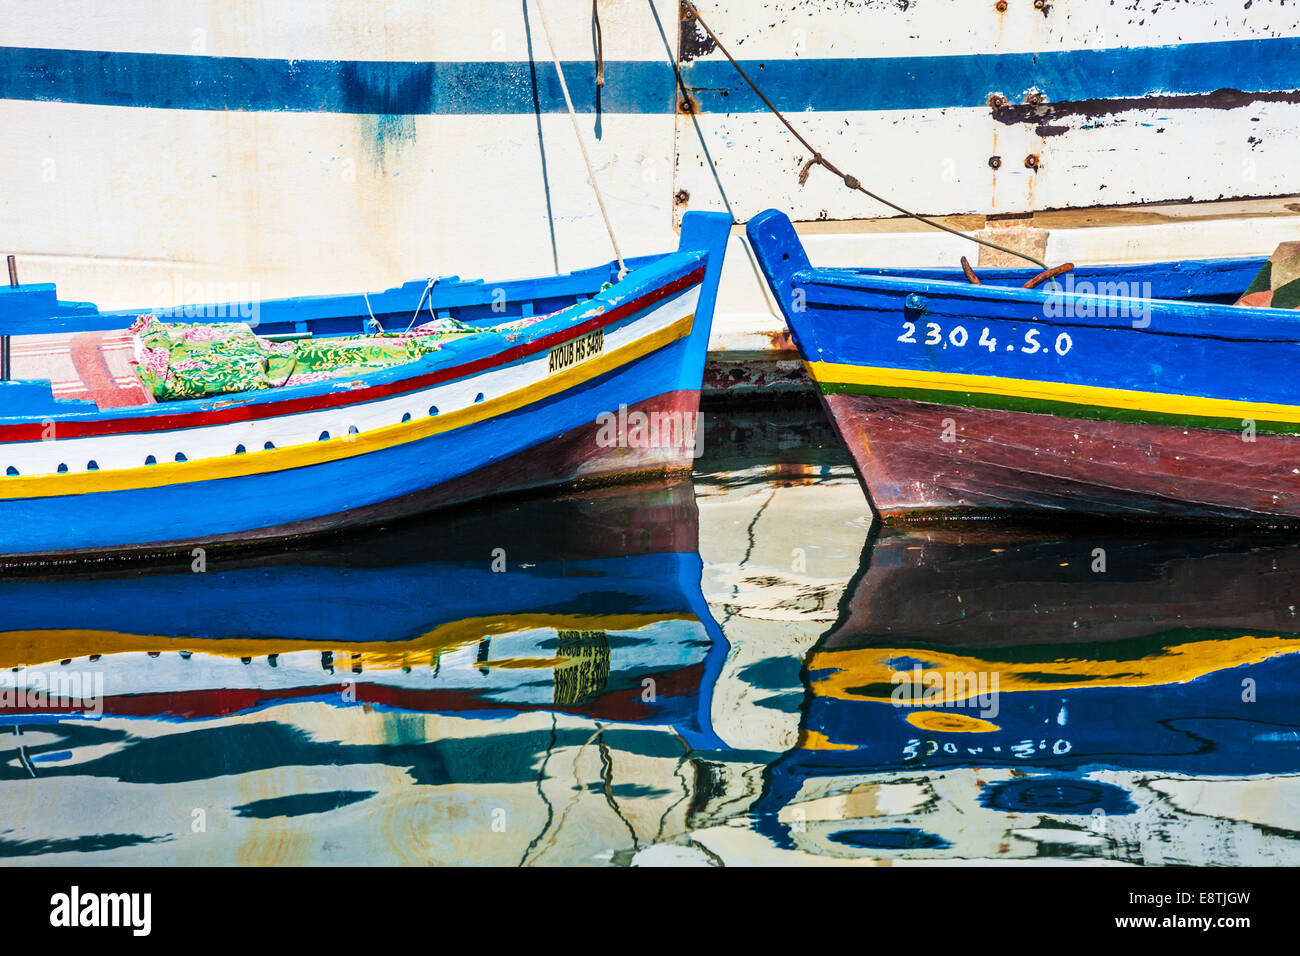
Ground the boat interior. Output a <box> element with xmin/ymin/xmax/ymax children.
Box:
<box><xmin>0</xmin><ymin>250</ymin><xmax>665</xmax><ymax>412</ymax></box>
<box><xmin>838</xmin><ymin>256</ymin><xmax>1268</xmax><ymax>305</ymax></box>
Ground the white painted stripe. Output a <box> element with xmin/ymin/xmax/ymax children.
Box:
<box><xmin>679</xmin><ymin>0</ymin><xmax>1300</xmax><ymax>60</ymax></box>
<box><xmin>10</xmin><ymin>0</ymin><xmax>1295</xmax><ymax>62</ymax></box>
<box><xmin>676</xmin><ymin>105</ymin><xmax>1300</xmax><ymax>221</ymax></box>
<box><xmin>4</xmin><ymin>102</ymin><xmax>677</xmax><ymax>311</ymax></box>
<box><xmin>3</xmin><ymin>0</ymin><xmax>680</xmax><ymax>62</ymax></box>
<box><xmin>0</xmin><ymin>285</ymin><xmax>698</xmax><ymax>476</ymax></box>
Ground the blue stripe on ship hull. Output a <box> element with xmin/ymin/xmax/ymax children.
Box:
<box><xmin>2</xmin><ymin>36</ymin><xmax>1298</xmax><ymax>114</ymax></box>
<box><xmin>0</xmin><ymin>336</ymin><xmax>695</xmax><ymax>554</ymax></box>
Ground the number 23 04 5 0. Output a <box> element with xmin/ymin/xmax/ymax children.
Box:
<box><xmin>898</xmin><ymin>321</ymin><xmax>1072</xmax><ymax>356</ymax></box>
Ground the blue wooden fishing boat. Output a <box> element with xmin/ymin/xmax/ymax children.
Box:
<box><xmin>747</xmin><ymin>208</ymin><xmax>1300</xmax><ymax>524</ymax></box>
<box><xmin>0</xmin><ymin>212</ymin><xmax>730</xmax><ymax>559</ymax></box>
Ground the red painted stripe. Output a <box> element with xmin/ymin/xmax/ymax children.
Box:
<box><xmin>0</xmin><ymin>266</ymin><xmax>705</xmax><ymax>442</ymax></box>
<box><xmin>3</xmin><ymin>661</ymin><xmax>705</xmax><ymax>722</ymax></box>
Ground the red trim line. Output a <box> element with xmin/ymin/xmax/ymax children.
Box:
<box><xmin>3</xmin><ymin>661</ymin><xmax>705</xmax><ymax>721</ymax></box>
<box><xmin>0</xmin><ymin>266</ymin><xmax>705</xmax><ymax>442</ymax></box>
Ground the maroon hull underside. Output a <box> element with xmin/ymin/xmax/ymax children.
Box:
<box><xmin>828</xmin><ymin>530</ymin><xmax>1300</xmax><ymax>649</ymax></box>
<box><xmin>824</xmin><ymin>392</ymin><xmax>1300</xmax><ymax>523</ymax></box>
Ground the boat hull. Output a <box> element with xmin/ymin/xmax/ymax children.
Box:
<box><xmin>1</xmin><ymin>357</ymin><xmax>700</xmax><ymax>561</ymax></box>
<box><xmin>825</xmin><ymin>391</ymin><xmax>1300</xmax><ymax>523</ymax></box>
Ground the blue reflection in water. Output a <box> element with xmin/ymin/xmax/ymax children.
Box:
<box><xmin>1</xmin><ymin>407</ymin><xmax>1299</xmax><ymax>864</ymax></box>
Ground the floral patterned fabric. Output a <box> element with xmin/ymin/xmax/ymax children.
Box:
<box><xmin>129</xmin><ymin>313</ymin><xmax>548</xmax><ymax>402</ymax></box>
<box><xmin>1235</xmin><ymin>241</ymin><xmax>1300</xmax><ymax>310</ymax></box>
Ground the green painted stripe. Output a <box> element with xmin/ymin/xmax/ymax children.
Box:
<box><xmin>819</xmin><ymin>380</ymin><xmax>1300</xmax><ymax>435</ymax></box>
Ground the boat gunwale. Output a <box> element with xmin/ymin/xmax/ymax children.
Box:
<box><xmin>789</xmin><ymin>266</ymin><xmax>1300</xmax><ymax>343</ymax></box>
<box><xmin>0</xmin><ymin>252</ymin><xmax>709</xmax><ymax>433</ymax></box>
<box><xmin>838</xmin><ymin>256</ymin><xmax>1269</xmax><ymax>284</ymax></box>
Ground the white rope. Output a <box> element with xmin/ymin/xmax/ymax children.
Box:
<box><xmin>532</xmin><ymin>0</ymin><xmax>628</xmax><ymax>280</ymax></box>
<box><xmin>405</xmin><ymin>278</ymin><xmax>437</xmax><ymax>333</ymax></box>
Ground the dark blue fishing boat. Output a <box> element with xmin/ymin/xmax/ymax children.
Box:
<box><xmin>747</xmin><ymin>207</ymin><xmax>1300</xmax><ymax>524</ymax></box>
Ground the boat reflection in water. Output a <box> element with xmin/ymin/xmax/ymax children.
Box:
<box><xmin>0</xmin><ymin>480</ymin><xmax>728</xmax><ymax>865</ymax></box>
<box><xmin>7</xmin><ymin>462</ymin><xmax>1300</xmax><ymax>865</ymax></box>
<box><xmin>755</xmin><ymin>529</ymin><xmax>1300</xmax><ymax>864</ymax></box>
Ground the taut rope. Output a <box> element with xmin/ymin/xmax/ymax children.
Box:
<box><xmin>534</xmin><ymin>0</ymin><xmax>628</xmax><ymax>279</ymax></box>
<box><xmin>683</xmin><ymin>2</ymin><xmax>1053</xmax><ymax>274</ymax></box>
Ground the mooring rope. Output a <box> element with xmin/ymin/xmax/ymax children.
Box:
<box><xmin>534</xmin><ymin>0</ymin><xmax>628</xmax><ymax>279</ymax></box>
<box><xmin>592</xmin><ymin>0</ymin><xmax>606</xmax><ymax>88</ymax></box>
<box><xmin>683</xmin><ymin>2</ymin><xmax>1053</xmax><ymax>275</ymax></box>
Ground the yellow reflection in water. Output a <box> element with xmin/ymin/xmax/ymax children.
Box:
<box><xmin>904</xmin><ymin>710</ymin><xmax>1000</xmax><ymax>733</ymax></box>
<box><xmin>0</xmin><ymin>612</ymin><xmax>684</xmax><ymax>669</ymax></box>
<box><xmin>810</xmin><ymin>633</ymin><xmax>1300</xmax><ymax>705</ymax></box>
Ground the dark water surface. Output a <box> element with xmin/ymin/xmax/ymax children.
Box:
<box><xmin>2</xmin><ymin>404</ymin><xmax>1298</xmax><ymax>864</ymax></box>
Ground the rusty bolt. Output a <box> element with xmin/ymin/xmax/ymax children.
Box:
<box><xmin>1024</xmin><ymin>91</ymin><xmax>1046</xmax><ymax>106</ymax></box>
<box><xmin>995</xmin><ymin>0</ymin><xmax>1008</xmax><ymax>11</ymax></box>
<box><xmin>987</xmin><ymin>93</ymin><xmax>1008</xmax><ymax>110</ymax></box>
<box><xmin>1025</xmin><ymin>153</ymin><xmax>1040</xmax><ymax>169</ymax></box>
<box><xmin>1034</xmin><ymin>0</ymin><xmax>1047</xmax><ymax>8</ymax></box>
<box><xmin>989</xmin><ymin>155</ymin><xmax>1003</xmax><ymax>170</ymax></box>
<box><xmin>674</xmin><ymin>188</ymin><xmax>690</xmax><ymax>206</ymax></box>
<box><xmin>678</xmin><ymin>98</ymin><xmax>694</xmax><ymax>114</ymax></box>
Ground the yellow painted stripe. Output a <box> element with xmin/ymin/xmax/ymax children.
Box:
<box><xmin>808</xmin><ymin>634</ymin><xmax>1299</xmax><ymax>705</ymax></box>
<box><xmin>0</xmin><ymin>612</ymin><xmax>690</xmax><ymax>669</ymax></box>
<box><xmin>0</xmin><ymin>315</ymin><xmax>693</xmax><ymax>500</ymax></box>
<box><xmin>808</xmin><ymin>360</ymin><xmax>1300</xmax><ymax>425</ymax></box>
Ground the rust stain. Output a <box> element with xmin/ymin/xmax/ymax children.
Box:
<box><xmin>677</xmin><ymin>2</ymin><xmax>716</xmax><ymax>63</ymax></box>
<box><xmin>994</xmin><ymin>89</ymin><xmax>1300</xmax><ymax>137</ymax></box>
<box><xmin>989</xmin><ymin>130</ymin><xmax>999</xmax><ymax>209</ymax></box>
<box><xmin>766</xmin><ymin>328</ymin><xmax>794</xmax><ymax>350</ymax></box>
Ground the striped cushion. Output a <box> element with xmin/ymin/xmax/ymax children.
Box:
<box><xmin>10</xmin><ymin>329</ymin><xmax>154</xmax><ymax>408</ymax></box>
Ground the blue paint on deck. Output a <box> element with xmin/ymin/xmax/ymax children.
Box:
<box><xmin>2</xmin><ymin>36</ymin><xmax>1299</xmax><ymax>114</ymax></box>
